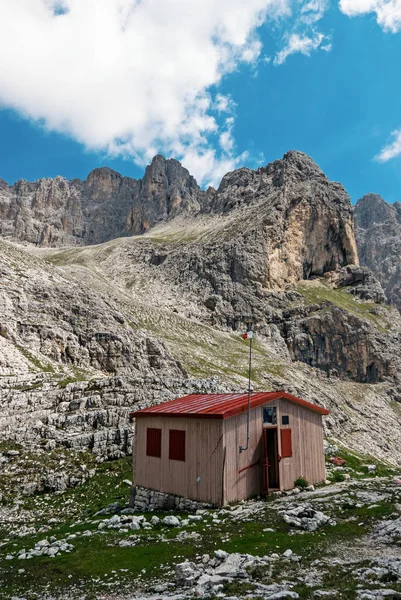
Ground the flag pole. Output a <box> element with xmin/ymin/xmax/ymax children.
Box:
<box><xmin>239</xmin><ymin>325</ymin><xmax>253</xmax><ymax>453</ymax></box>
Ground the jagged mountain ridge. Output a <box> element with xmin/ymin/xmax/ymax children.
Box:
<box><xmin>354</xmin><ymin>193</ymin><xmax>401</xmax><ymax>311</ymax></box>
<box><xmin>0</xmin><ymin>155</ymin><xmax>201</xmax><ymax>246</ymax></box>
<box><xmin>0</xmin><ymin>152</ymin><xmax>357</xmax><ymax>267</ymax></box>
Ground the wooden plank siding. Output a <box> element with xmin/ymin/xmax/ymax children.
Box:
<box><xmin>133</xmin><ymin>397</ymin><xmax>326</xmax><ymax>506</ymax></box>
<box><xmin>222</xmin><ymin>409</ymin><xmax>264</xmax><ymax>504</ymax></box>
<box><xmin>134</xmin><ymin>416</ymin><xmax>224</xmax><ymax>505</ymax></box>
<box><xmin>222</xmin><ymin>399</ymin><xmax>326</xmax><ymax>502</ymax></box>
<box><xmin>275</xmin><ymin>399</ymin><xmax>326</xmax><ymax>490</ymax></box>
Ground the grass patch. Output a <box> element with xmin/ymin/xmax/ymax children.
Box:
<box><xmin>326</xmin><ymin>444</ymin><xmax>398</xmax><ymax>479</ymax></box>
<box><xmin>57</xmin><ymin>368</ymin><xmax>88</xmax><ymax>388</ymax></box>
<box><xmin>294</xmin><ymin>477</ymin><xmax>309</xmax><ymax>489</ymax></box>
<box><xmin>391</xmin><ymin>400</ymin><xmax>401</xmax><ymax>418</ymax></box>
<box><xmin>15</xmin><ymin>343</ymin><xmax>55</xmax><ymax>373</ymax></box>
<box><xmin>1</xmin><ymin>468</ymin><xmax>398</xmax><ymax>599</ymax></box>
<box><xmin>296</xmin><ymin>282</ymin><xmax>391</xmax><ymax>332</ymax></box>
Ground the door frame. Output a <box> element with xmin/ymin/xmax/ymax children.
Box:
<box><xmin>263</xmin><ymin>426</ymin><xmax>280</xmax><ymax>495</ymax></box>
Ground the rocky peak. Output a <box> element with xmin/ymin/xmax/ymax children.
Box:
<box><xmin>354</xmin><ymin>193</ymin><xmax>399</xmax><ymax>229</ymax></box>
<box><xmin>124</xmin><ymin>155</ymin><xmax>202</xmax><ymax>235</ymax></box>
<box><xmin>265</xmin><ymin>150</ymin><xmax>327</xmax><ymax>187</ymax></box>
<box><xmin>85</xmin><ymin>166</ymin><xmax>126</xmax><ymax>188</ymax></box>
<box><xmin>0</xmin><ymin>151</ymin><xmax>358</xmax><ymax>259</ymax></box>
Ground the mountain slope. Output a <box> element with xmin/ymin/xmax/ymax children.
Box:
<box><xmin>1</xmin><ymin>150</ymin><xmax>401</xmax><ymax>496</ymax></box>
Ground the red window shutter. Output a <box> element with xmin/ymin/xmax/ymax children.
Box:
<box><xmin>281</xmin><ymin>428</ymin><xmax>292</xmax><ymax>458</ymax></box>
<box><xmin>169</xmin><ymin>430</ymin><xmax>186</xmax><ymax>461</ymax></box>
<box><xmin>146</xmin><ymin>428</ymin><xmax>162</xmax><ymax>458</ymax></box>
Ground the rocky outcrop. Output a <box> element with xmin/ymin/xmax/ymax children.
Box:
<box><xmin>106</xmin><ymin>151</ymin><xmax>358</xmax><ymax>331</ymax></box>
<box><xmin>0</xmin><ymin>238</ymin><xmax>186</xmax><ymax>377</ymax></box>
<box><xmin>207</xmin><ymin>151</ymin><xmax>358</xmax><ymax>288</ymax></box>
<box><xmin>0</xmin><ymin>156</ymin><xmax>201</xmax><ymax>246</ymax></box>
<box><xmin>0</xmin><ymin>373</ymin><xmax>233</xmax><ymax>460</ymax></box>
<box><xmin>125</xmin><ymin>154</ymin><xmax>202</xmax><ymax>235</ymax></box>
<box><xmin>282</xmin><ymin>306</ymin><xmax>394</xmax><ymax>383</ymax></box>
<box><xmin>355</xmin><ymin>193</ymin><xmax>401</xmax><ymax>310</ymax></box>
<box><xmin>0</xmin><ymin>152</ymin><xmax>358</xmax><ymax>285</ymax></box>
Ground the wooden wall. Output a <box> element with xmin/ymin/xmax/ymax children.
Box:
<box><xmin>274</xmin><ymin>399</ymin><xmax>326</xmax><ymax>490</ymax></box>
<box><xmin>133</xmin><ymin>399</ymin><xmax>326</xmax><ymax>506</ymax></box>
<box><xmin>134</xmin><ymin>416</ymin><xmax>224</xmax><ymax>505</ymax></box>
<box><xmin>222</xmin><ymin>400</ymin><xmax>326</xmax><ymax>502</ymax></box>
<box><xmin>222</xmin><ymin>409</ymin><xmax>264</xmax><ymax>504</ymax></box>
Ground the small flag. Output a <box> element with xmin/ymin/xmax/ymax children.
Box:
<box><xmin>242</xmin><ymin>331</ymin><xmax>253</xmax><ymax>339</ymax></box>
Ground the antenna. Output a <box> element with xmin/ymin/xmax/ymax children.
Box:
<box><xmin>239</xmin><ymin>324</ymin><xmax>253</xmax><ymax>453</ymax></box>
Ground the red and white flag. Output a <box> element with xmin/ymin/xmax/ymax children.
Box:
<box><xmin>241</xmin><ymin>331</ymin><xmax>253</xmax><ymax>340</ymax></box>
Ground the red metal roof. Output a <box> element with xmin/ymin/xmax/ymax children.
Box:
<box><xmin>130</xmin><ymin>391</ymin><xmax>329</xmax><ymax>420</ymax></box>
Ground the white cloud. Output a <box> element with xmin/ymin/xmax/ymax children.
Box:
<box><xmin>271</xmin><ymin>0</ymin><xmax>331</xmax><ymax>65</ymax></box>
<box><xmin>339</xmin><ymin>0</ymin><xmax>401</xmax><ymax>33</ymax></box>
<box><xmin>0</xmin><ymin>0</ymin><xmax>334</xmax><ymax>186</ymax></box>
<box><xmin>273</xmin><ymin>31</ymin><xmax>330</xmax><ymax>65</ymax></box>
<box><xmin>300</xmin><ymin>0</ymin><xmax>328</xmax><ymax>24</ymax></box>
<box><xmin>0</xmin><ymin>0</ymin><xmax>295</xmax><ymax>187</ymax></box>
<box><xmin>375</xmin><ymin>129</ymin><xmax>401</xmax><ymax>162</ymax></box>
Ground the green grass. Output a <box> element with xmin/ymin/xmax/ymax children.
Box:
<box><xmin>57</xmin><ymin>368</ymin><xmax>88</xmax><ymax>388</ymax></box>
<box><xmin>0</xmin><ymin>501</ymin><xmax>376</xmax><ymax>598</ymax></box>
<box><xmin>391</xmin><ymin>400</ymin><xmax>401</xmax><ymax>418</ymax></box>
<box><xmin>15</xmin><ymin>343</ymin><xmax>55</xmax><ymax>373</ymax></box>
<box><xmin>296</xmin><ymin>282</ymin><xmax>391</xmax><ymax>332</ymax></box>
<box><xmin>1</xmin><ymin>465</ymin><xmax>400</xmax><ymax>599</ymax></box>
<box><xmin>325</xmin><ymin>444</ymin><xmax>398</xmax><ymax>479</ymax></box>
<box><xmin>294</xmin><ymin>476</ymin><xmax>309</xmax><ymax>489</ymax></box>
<box><xmin>0</xmin><ymin>440</ymin><xmax>22</xmax><ymax>453</ymax></box>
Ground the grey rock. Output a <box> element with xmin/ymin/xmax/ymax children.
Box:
<box><xmin>162</xmin><ymin>515</ymin><xmax>181</xmax><ymax>527</ymax></box>
<box><xmin>280</xmin><ymin>504</ymin><xmax>332</xmax><ymax>532</ymax></box>
<box><xmin>175</xmin><ymin>561</ymin><xmax>200</xmax><ymax>586</ymax></box>
<box><xmin>0</xmin><ymin>157</ymin><xmax>200</xmax><ymax>247</ymax></box>
<box><xmin>355</xmin><ymin>193</ymin><xmax>401</xmax><ymax>311</ymax></box>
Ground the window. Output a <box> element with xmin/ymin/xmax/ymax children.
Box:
<box><xmin>263</xmin><ymin>406</ymin><xmax>277</xmax><ymax>425</ymax></box>
<box><xmin>282</xmin><ymin>415</ymin><xmax>289</xmax><ymax>425</ymax></box>
<box><xmin>169</xmin><ymin>429</ymin><xmax>186</xmax><ymax>461</ymax></box>
<box><xmin>146</xmin><ymin>428</ymin><xmax>162</xmax><ymax>458</ymax></box>
<box><xmin>281</xmin><ymin>428</ymin><xmax>293</xmax><ymax>458</ymax></box>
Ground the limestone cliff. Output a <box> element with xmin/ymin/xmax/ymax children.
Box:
<box><xmin>0</xmin><ymin>156</ymin><xmax>200</xmax><ymax>246</ymax></box>
<box><xmin>355</xmin><ymin>193</ymin><xmax>401</xmax><ymax>310</ymax></box>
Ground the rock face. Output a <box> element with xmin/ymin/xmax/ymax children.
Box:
<box><xmin>0</xmin><ymin>239</ymin><xmax>185</xmax><ymax>377</ymax></box>
<box><xmin>0</xmin><ymin>156</ymin><xmax>201</xmax><ymax>246</ymax></box>
<box><xmin>209</xmin><ymin>151</ymin><xmax>358</xmax><ymax>287</ymax></box>
<box><xmin>0</xmin><ymin>152</ymin><xmax>357</xmax><ymax>280</ymax></box>
<box><xmin>355</xmin><ymin>193</ymin><xmax>401</xmax><ymax>310</ymax></box>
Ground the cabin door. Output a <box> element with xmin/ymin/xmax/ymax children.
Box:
<box><xmin>263</xmin><ymin>428</ymin><xmax>280</xmax><ymax>494</ymax></box>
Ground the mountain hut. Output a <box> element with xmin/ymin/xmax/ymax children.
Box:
<box><xmin>129</xmin><ymin>392</ymin><xmax>329</xmax><ymax>507</ymax></box>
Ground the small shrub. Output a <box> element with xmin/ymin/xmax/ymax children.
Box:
<box><xmin>329</xmin><ymin>470</ymin><xmax>345</xmax><ymax>483</ymax></box>
<box><xmin>294</xmin><ymin>477</ymin><xmax>309</xmax><ymax>489</ymax></box>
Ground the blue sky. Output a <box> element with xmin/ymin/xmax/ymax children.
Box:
<box><xmin>0</xmin><ymin>0</ymin><xmax>401</xmax><ymax>204</ymax></box>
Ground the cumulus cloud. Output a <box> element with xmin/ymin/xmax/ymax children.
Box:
<box><xmin>339</xmin><ymin>0</ymin><xmax>401</xmax><ymax>33</ymax></box>
<box><xmin>0</xmin><ymin>0</ymin><xmax>333</xmax><ymax>186</ymax></box>
<box><xmin>375</xmin><ymin>129</ymin><xmax>401</xmax><ymax>162</ymax></box>
<box><xmin>0</xmin><ymin>0</ymin><xmax>288</xmax><ymax>186</ymax></box>
<box><xmin>274</xmin><ymin>31</ymin><xmax>329</xmax><ymax>65</ymax></box>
